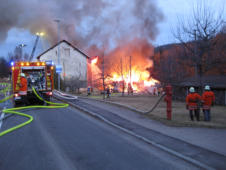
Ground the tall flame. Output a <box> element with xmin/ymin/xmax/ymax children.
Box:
<box><xmin>89</xmin><ymin>38</ymin><xmax>160</xmax><ymax>92</ymax></box>
<box><xmin>108</xmin><ymin>69</ymin><xmax>159</xmax><ymax>92</ymax></box>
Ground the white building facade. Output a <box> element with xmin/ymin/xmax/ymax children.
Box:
<box><xmin>37</xmin><ymin>40</ymin><xmax>89</xmax><ymax>91</ymax></box>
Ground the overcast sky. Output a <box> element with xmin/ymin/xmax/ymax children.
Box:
<box><xmin>0</xmin><ymin>0</ymin><xmax>225</xmax><ymax>58</ymax></box>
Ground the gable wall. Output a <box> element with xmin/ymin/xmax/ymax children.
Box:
<box><xmin>39</xmin><ymin>42</ymin><xmax>87</xmax><ymax>82</ymax></box>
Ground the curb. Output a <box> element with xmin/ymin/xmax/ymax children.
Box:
<box><xmin>79</xmin><ymin>96</ymin><xmax>144</xmax><ymax>114</ymax></box>
<box><xmin>78</xmin><ymin>96</ymin><xmax>226</xmax><ymax>129</ymax></box>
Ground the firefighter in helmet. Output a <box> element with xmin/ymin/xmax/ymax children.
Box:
<box><xmin>18</xmin><ymin>73</ymin><xmax>28</xmax><ymax>105</ymax></box>
<box><xmin>186</xmin><ymin>87</ymin><xmax>201</xmax><ymax>121</ymax></box>
<box><xmin>202</xmin><ymin>85</ymin><xmax>215</xmax><ymax>121</ymax></box>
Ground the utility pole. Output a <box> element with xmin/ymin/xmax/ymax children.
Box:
<box><xmin>194</xmin><ymin>29</ymin><xmax>197</xmax><ymax>77</ymax></box>
<box><xmin>194</xmin><ymin>29</ymin><xmax>202</xmax><ymax>93</ymax></box>
<box><xmin>102</xmin><ymin>54</ymin><xmax>105</xmax><ymax>99</ymax></box>
<box><xmin>54</xmin><ymin>19</ymin><xmax>61</xmax><ymax>91</ymax></box>
<box><xmin>129</xmin><ymin>56</ymin><xmax>132</xmax><ymax>86</ymax></box>
<box><xmin>121</xmin><ymin>57</ymin><xmax>124</xmax><ymax>96</ymax></box>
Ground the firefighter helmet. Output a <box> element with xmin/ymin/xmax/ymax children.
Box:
<box><xmin>189</xmin><ymin>87</ymin><xmax>195</xmax><ymax>93</ymax></box>
<box><xmin>20</xmin><ymin>73</ymin><xmax>25</xmax><ymax>77</ymax></box>
<box><xmin>204</xmin><ymin>85</ymin><xmax>210</xmax><ymax>91</ymax></box>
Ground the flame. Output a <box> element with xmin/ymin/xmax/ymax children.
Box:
<box><xmin>91</xmin><ymin>64</ymin><xmax>159</xmax><ymax>92</ymax></box>
<box><xmin>107</xmin><ymin>69</ymin><xmax>159</xmax><ymax>92</ymax></box>
<box><xmin>89</xmin><ymin>38</ymin><xmax>160</xmax><ymax>93</ymax></box>
<box><xmin>91</xmin><ymin>57</ymin><xmax>98</xmax><ymax>64</ymax></box>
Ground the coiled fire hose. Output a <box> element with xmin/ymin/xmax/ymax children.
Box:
<box><xmin>0</xmin><ymin>85</ymin><xmax>68</xmax><ymax>137</ymax></box>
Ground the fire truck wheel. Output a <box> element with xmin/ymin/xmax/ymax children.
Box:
<box><xmin>12</xmin><ymin>100</ymin><xmax>19</xmax><ymax>107</ymax></box>
<box><xmin>44</xmin><ymin>96</ymin><xmax>50</xmax><ymax>102</ymax></box>
<box><xmin>44</xmin><ymin>97</ymin><xmax>51</xmax><ymax>106</ymax></box>
<box><xmin>38</xmin><ymin>100</ymin><xmax>44</xmax><ymax>105</ymax></box>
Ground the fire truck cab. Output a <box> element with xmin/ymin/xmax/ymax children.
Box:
<box><xmin>11</xmin><ymin>61</ymin><xmax>55</xmax><ymax>106</ymax></box>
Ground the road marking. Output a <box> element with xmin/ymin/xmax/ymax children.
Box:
<box><xmin>0</xmin><ymin>107</ymin><xmax>6</xmax><ymax>129</ymax></box>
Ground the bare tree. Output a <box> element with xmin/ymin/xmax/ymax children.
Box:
<box><xmin>8</xmin><ymin>46</ymin><xmax>29</xmax><ymax>62</ymax></box>
<box><xmin>173</xmin><ymin>1</ymin><xmax>225</xmax><ymax>91</ymax></box>
<box><xmin>95</xmin><ymin>50</ymin><xmax>110</xmax><ymax>99</ymax></box>
<box><xmin>108</xmin><ymin>55</ymin><xmax>130</xmax><ymax>96</ymax></box>
<box><xmin>120</xmin><ymin>57</ymin><xmax>125</xmax><ymax>96</ymax></box>
<box><xmin>152</xmin><ymin>45</ymin><xmax>189</xmax><ymax>85</ymax></box>
<box><xmin>0</xmin><ymin>57</ymin><xmax>10</xmax><ymax>78</ymax></box>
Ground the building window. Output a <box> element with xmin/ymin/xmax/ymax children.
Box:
<box><xmin>64</xmin><ymin>48</ymin><xmax>70</xmax><ymax>57</ymax></box>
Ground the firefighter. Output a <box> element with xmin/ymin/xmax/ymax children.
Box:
<box><xmin>18</xmin><ymin>73</ymin><xmax>28</xmax><ymax>105</ymax></box>
<box><xmin>186</xmin><ymin>87</ymin><xmax>201</xmax><ymax>121</ymax></box>
<box><xmin>128</xmin><ymin>83</ymin><xmax>133</xmax><ymax>95</ymax></box>
<box><xmin>202</xmin><ymin>85</ymin><xmax>215</xmax><ymax>121</ymax></box>
<box><xmin>106</xmin><ymin>87</ymin><xmax>110</xmax><ymax>98</ymax></box>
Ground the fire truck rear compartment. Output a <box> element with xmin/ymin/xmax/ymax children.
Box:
<box><xmin>19</xmin><ymin>68</ymin><xmax>50</xmax><ymax>105</ymax></box>
<box><xmin>21</xmin><ymin>67</ymin><xmax>46</xmax><ymax>91</ymax></box>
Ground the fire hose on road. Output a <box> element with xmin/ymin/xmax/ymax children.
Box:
<box><xmin>0</xmin><ymin>84</ymin><xmax>69</xmax><ymax>137</ymax></box>
<box><xmin>53</xmin><ymin>90</ymin><xmax>78</xmax><ymax>100</ymax></box>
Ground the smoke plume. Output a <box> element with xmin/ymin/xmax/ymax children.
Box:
<box><xmin>0</xmin><ymin>0</ymin><xmax>163</xmax><ymax>53</ymax></box>
<box><xmin>1</xmin><ymin>0</ymin><xmax>163</xmax><ymax>87</ymax></box>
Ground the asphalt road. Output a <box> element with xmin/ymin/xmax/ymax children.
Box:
<box><xmin>60</xmin><ymin>97</ymin><xmax>226</xmax><ymax>170</ymax></box>
<box><xmin>0</xmin><ymin>105</ymin><xmax>198</xmax><ymax>170</ymax></box>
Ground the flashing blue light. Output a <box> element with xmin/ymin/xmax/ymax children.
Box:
<box><xmin>56</xmin><ymin>65</ymin><xmax>62</xmax><ymax>73</ymax></box>
<box><xmin>46</xmin><ymin>60</ymin><xmax>54</xmax><ymax>65</ymax></box>
<box><xmin>10</xmin><ymin>61</ymin><xmax>14</xmax><ymax>66</ymax></box>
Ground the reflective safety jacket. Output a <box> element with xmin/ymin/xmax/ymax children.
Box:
<box><xmin>19</xmin><ymin>77</ymin><xmax>27</xmax><ymax>95</ymax></box>
<box><xmin>202</xmin><ymin>91</ymin><xmax>215</xmax><ymax>109</ymax></box>
<box><xmin>186</xmin><ymin>92</ymin><xmax>201</xmax><ymax>110</ymax></box>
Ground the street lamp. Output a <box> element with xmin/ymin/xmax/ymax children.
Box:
<box><xmin>18</xmin><ymin>44</ymin><xmax>27</xmax><ymax>61</ymax></box>
<box><xmin>36</xmin><ymin>32</ymin><xmax>45</xmax><ymax>36</ymax></box>
<box><xmin>54</xmin><ymin>19</ymin><xmax>61</xmax><ymax>90</ymax></box>
<box><xmin>19</xmin><ymin>44</ymin><xmax>27</xmax><ymax>48</ymax></box>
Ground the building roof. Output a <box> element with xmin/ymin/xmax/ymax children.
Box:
<box><xmin>154</xmin><ymin>43</ymin><xmax>180</xmax><ymax>53</ymax></box>
<box><xmin>37</xmin><ymin>40</ymin><xmax>90</xmax><ymax>59</ymax></box>
<box><xmin>180</xmin><ymin>75</ymin><xmax>226</xmax><ymax>89</ymax></box>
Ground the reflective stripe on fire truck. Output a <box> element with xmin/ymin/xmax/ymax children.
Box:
<box><xmin>21</xmin><ymin>66</ymin><xmax>45</xmax><ymax>70</ymax></box>
<box><xmin>19</xmin><ymin>91</ymin><xmax>27</xmax><ymax>95</ymax></box>
<box><xmin>16</xmin><ymin>73</ymin><xmax>21</xmax><ymax>91</ymax></box>
<box><xmin>46</xmin><ymin>74</ymin><xmax>51</xmax><ymax>89</ymax></box>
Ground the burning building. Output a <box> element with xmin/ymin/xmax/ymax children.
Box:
<box><xmin>88</xmin><ymin>38</ymin><xmax>160</xmax><ymax>93</ymax></box>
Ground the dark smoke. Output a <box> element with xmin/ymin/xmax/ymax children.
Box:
<box><xmin>0</xmin><ymin>0</ymin><xmax>163</xmax><ymax>55</ymax></box>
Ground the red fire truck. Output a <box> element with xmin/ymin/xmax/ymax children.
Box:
<box><xmin>11</xmin><ymin>61</ymin><xmax>55</xmax><ymax>106</ymax></box>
